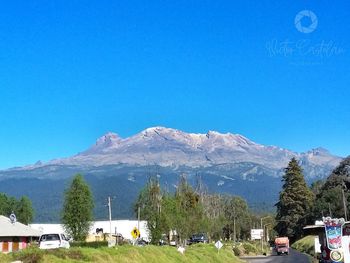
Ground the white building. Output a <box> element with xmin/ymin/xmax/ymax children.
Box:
<box><xmin>30</xmin><ymin>220</ymin><xmax>149</xmax><ymax>241</ymax></box>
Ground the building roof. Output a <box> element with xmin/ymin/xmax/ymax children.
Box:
<box><xmin>0</xmin><ymin>215</ymin><xmax>42</xmax><ymax>237</ymax></box>
<box><xmin>303</xmin><ymin>221</ymin><xmax>350</xmax><ymax>235</ymax></box>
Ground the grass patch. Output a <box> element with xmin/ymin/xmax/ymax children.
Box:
<box><xmin>292</xmin><ymin>235</ymin><xmax>320</xmax><ymax>262</ymax></box>
<box><xmin>292</xmin><ymin>235</ymin><xmax>316</xmax><ymax>257</ymax></box>
<box><xmin>70</xmin><ymin>241</ymin><xmax>109</xmax><ymax>248</ymax></box>
<box><xmin>1</xmin><ymin>243</ymin><xmax>243</xmax><ymax>263</ymax></box>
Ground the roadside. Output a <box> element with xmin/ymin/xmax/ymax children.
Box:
<box><xmin>0</xmin><ymin>243</ymin><xmax>244</xmax><ymax>263</ymax></box>
<box><xmin>0</xmin><ymin>236</ymin><xmax>319</xmax><ymax>263</ymax></box>
<box><xmin>241</xmin><ymin>249</ymin><xmax>310</xmax><ymax>263</ymax></box>
<box><xmin>233</xmin><ymin>240</ymin><xmax>271</xmax><ymax>258</ymax></box>
<box><xmin>291</xmin><ymin>235</ymin><xmax>318</xmax><ymax>263</ymax></box>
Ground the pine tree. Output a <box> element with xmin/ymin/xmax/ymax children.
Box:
<box><xmin>275</xmin><ymin>158</ymin><xmax>314</xmax><ymax>242</ymax></box>
<box><xmin>313</xmin><ymin>157</ymin><xmax>350</xmax><ymax>219</ymax></box>
<box><xmin>62</xmin><ymin>174</ymin><xmax>94</xmax><ymax>241</ymax></box>
<box><xmin>16</xmin><ymin>196</ymin><xmax>34</xmax><ymax>225</ymax></box>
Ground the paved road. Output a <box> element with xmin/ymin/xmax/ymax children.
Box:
<box><xmin>241</xmin><ymin>249</ymin><xmax>310</xmax><ymax>263</ymax></box>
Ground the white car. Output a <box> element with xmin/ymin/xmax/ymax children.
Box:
<box><xmin>39</xmin><ymin>233</ymin><xmax>70</xmax><ymax>249</ymax></box>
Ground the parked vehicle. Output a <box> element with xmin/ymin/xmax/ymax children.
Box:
<box><xmin>188</xmin><ymin>233</ymin><xmax>209</xmax><ymax>245</ymax></box>
<box><xmin>274</xmin><ymin>237</ymin><xmax>289</xmax><ymax>255</ymax></box>
<box><xmin>135</xmin><ymin>238</ymin><xmax>149</xmax><ymax>246</ymax></box>
<box><xmin>39</xmin><ymin>233</ymin><xmax>70</xmax><ymax>249</ymax></box>
<box><xmin>169</xmin><ymin>240</ymin><xmax>177</xmax><ymax>246</ymax></box>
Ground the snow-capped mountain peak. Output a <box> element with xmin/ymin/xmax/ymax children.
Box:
<box><xmin>96</xmin><ymin>132</ymin><xmax>121</xmax><ymax>145</ymax></box>
<box><xmin>307</xmin><ymin>147</ymin><xmax>330</xmax><ymax>156</ymax></box>
<box><xmin>41</xmin><ymin>127</ymin><xmax>342</xmax><ymax>171</ymax></box>
<box><xmin>81</xmin><ymin>132</ymin><xmax>122</xmax><ymax>155</ymax></box>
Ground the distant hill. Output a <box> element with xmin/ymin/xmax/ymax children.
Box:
<box><xmin>0</xmin><ymin>127</ymin><xmax>343</xmax><ymax>222</ymax></box>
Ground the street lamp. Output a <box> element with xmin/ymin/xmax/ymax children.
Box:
<box><xmin>260</xmin><ymin>216</ymin><xmax>270</xmax><ymax>252</ymax></box>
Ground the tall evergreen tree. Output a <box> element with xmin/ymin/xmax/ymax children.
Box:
<box><xmin>275</xmin><ymin>158</ymin><xmax>314</xmax><ymax>242</ymax></box>
<box><xmin>16</xmin><ymin>196</ymin><xmax>34</xmax><ymax>225</ymax></box>
<box><xmin>62</xmin><ymin>174</ymin><xmax>94</xmax><ymax>241</ymax></box>
<box><xmin>313</xmin><ymin>157</ymin><xmax>350</xmax><ymax>219</ymax></box>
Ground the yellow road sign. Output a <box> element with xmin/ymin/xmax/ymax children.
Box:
<box><xmin>131</xmin><ymin>227</ymin><xmax>140</xmax><ymax>239</ymax></box>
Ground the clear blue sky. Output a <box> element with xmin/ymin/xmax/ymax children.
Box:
<box><xmin>0</xmin><ymin>1</ymin><xmax>349</xmax><ymax>169</ymax></box>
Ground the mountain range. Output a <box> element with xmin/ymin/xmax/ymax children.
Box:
<box><xmin>0</xmin><ymin>127</ymin><xmax>343</xmax><ymax>222</ymax></box>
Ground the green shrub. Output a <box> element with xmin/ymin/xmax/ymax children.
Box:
<box><xmin>232</xmin><ymin>246</ymin><xmax>241</xmax><ymax>256</ymax></box>
<box><xmin>12</xmin><ymin>247</ymin><xmax>43</xmax><ymax>263</ymax></box>
<box><xmin>243</xmin><ymin>242</ymin><xmax>258</xmax><ymax>254</ymax></box>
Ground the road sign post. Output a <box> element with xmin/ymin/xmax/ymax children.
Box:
<box><xmin>131</xmin><ymin>227</ymin><xmax>140</xmax><ymax>244</ymax></box>
<box><xmin>215</xmin><ymin>240</ymin><xmax>223</xmax><ymax>254</ymax></box>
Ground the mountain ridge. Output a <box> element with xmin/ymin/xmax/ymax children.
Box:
<box><xmin>0</xmin><ymin>127</ymin><xmax>343</xmax><ymax>222</ymax></box>
<box><xmin>13</xmin><ymin>126</ymin><xmax>339</xmax><ymax>174</ymax></box>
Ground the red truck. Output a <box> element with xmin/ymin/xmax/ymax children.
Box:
<box><xmin>274</xmin><ymin>237</ymin><xmax>289</xmax><ymax>255</ymax></box>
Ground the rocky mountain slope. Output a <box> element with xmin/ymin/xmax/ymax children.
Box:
<box><xmin>0</xmin><ymin>127</ymin><xmax>343</xmax><ymax>222</ymax></box>
<box><xmin>18</xmin><ymin>127</ymin><xmax>341</xmax><ymax>178</ymax></box>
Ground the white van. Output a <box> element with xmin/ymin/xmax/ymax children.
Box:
<box><xmin>39</xmin><ymin>233</ymin><xmax>70</xmax><ymax>249</ymax></box>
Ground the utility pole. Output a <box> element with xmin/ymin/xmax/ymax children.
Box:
<box><xmin>138</xmin><ymin>206</ymin><xmax>140</xmax><ymax>232</ymax></box>
<box><xmin>266</xmin><ymin>225</ymin><xmax>269</xmax><ymax>243</ymax></box>
<box><xmin>264</xmin><ymin>223</ymin><xmax>272</xmax><ymax>243</ymax></box>
<box><xmin>329</xmin><ymin>203</ymin><xmax>332</xmax><ymax>217</ymax></box>
<box><xmin>233</xmin><ymin>217</ymin><xmax>236</xmax><ymax>243</ymax></box>
<box><xmin>260</xmin><ymin>219</ymin><xmax>263</xmax><ymax>252</ymax></box>
<box><xmin>108</xmin><ymin>196</ymin><xmax>112</xmax><ymax>241</ymax></box>
<box><xmin>342</xmin><ymin>189</ymin><xmax>348</xmax><ymax>221</ymax></box>
<box><xmin>233</xmin><ymin>205</ymin><xmax>236</xmax><ymax>243</ymax></box>
<box><xmin>106</xmin><ymin>195</ymin><xmax>118</xmax><ymax>246</ymax></box>
<box><xmin>114</xmin><ymin>227</ymin><xmax>119</xmax><ymax>246</ymax></box>
<box><xmin>260</xmin><ymin>216</ymin><xmax>269</xmax><ymax>253</ymax></box>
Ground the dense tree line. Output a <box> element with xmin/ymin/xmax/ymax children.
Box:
<box><xmin>135</xmin><ymin>174</ymin><xmax>255</xmax><ymax>244</ymax></box>
<box><xmin>0</xmin><ymin>193</ymin><xmax>34</xmax><ymax>224</ymax></box>
<box><xmin>313</xmin><ymin>157</ymin><xmax>350</xmax><ymax>219</ymax></box>
<box><xmin>137</xmin><ymin>157</ymin><xmax>350</xmax><ymax>245</ymax></box>
<box><xmin>274</xmin><ymin>156</ymin><xmax>350</xmax><ymax>242</ymax></box>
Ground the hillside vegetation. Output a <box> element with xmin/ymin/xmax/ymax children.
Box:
<box><xmin>0</xmin><ymin>244</ymin><xmax>243</xmax><ymax>263</ymax></box>
<box><xmin>292</xmin><ymin>235</ymin><xmax>316</xmax><ymax>257</ymax></box>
